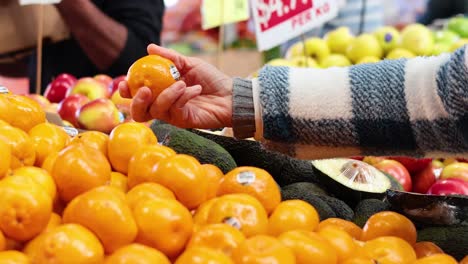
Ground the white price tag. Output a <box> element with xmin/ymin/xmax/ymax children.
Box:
<box><xmin>201</xmin><ymin>0</ymin><xmax>250</xmax><ymax>30</ymax></box>
<box><xmin>251</xmin><ymin>0</ymin><xmax>339</xmax><ymax>51</ymax></box>
<box><xmin>19</xmin><ymin>0</ymin><xmax>61</xmax><ymax>5</ymax></box>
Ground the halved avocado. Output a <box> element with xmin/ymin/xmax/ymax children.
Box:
<box><xmin>311</xmin><ymin>158</ymin><xmax>392</xmax><ymax>207</ymax></box>
<box><xmin>386</xmin><ymin>190</ymin><xmax>468</xmax><ymax>227</ymax></box>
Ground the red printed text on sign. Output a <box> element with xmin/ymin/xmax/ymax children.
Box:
<box><xmin>256</xmin><ymin>0</ymin><xmax>314</xmax><ymax>32</ymax></box>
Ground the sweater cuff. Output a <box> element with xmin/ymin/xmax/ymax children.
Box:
<box><xmin>232</xmin><ymin>77</ymin><xmax>256</xmax><ymax>139</ymax></box>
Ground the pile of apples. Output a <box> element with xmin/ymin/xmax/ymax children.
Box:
<box><xmin>28</xmin><ymin>73</ymin><xmax>131</xmax><ymax>134</ymax></box>
<box><xmin>364</xmin><ymin>157</ymin><xmax>468</xmax><ymax>196</ymax></box>
<box><xmin>269</xmin><ymin>17</ymin><xmax>468</xmax><ymax>68</ymax></box>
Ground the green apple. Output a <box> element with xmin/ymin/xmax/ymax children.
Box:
<box><xmin>70</xmin><ymin>77</ymin><xmax>110</xmax><ymax>100</ymax></box>
<box><xmin>346</xmin><ymin>34</ymin><xmax>383</xmax><ymax>64</ymax></box>
<box><xmin>266</xmin><ymin>58</ymin><xmax>296</xmax><ymax>67</ymax></box>
<box><xmin>450</xmin><ymin>38</ymin><xmax>468</xmax><ymax>52</ymax></box>
<box><xmin>324</xmin><ymin>27</ymin><xmax>355</xmax><ymax>54</ymax></box>
<box><xmin>285</xmin><ymin>42</ymin><xmax>305</xmax><ymax>59</ymax></box>
<box><xmin>304</xmin><ymin>37</ymin><xmax>331</xmax><ymax>62</ymax></box>
<box><xmin>374</xmin><ymin>26</ymin><xmax>401</xmax><ymax>53</ymax></box>
<box><xmin>431</xmin><ymin>42</ymin><xmax>452</xmax><ymax>55</ymax></box>
<box><xmin>400</xmin><ymin>24</ymin><xmax>434</xmax><ymax>56</ymax></box>
<box><xmin>447</xmin><ymin>17</ymin><xmax>468</xmax><ymax>38</ymax></box>
<box><xmin>356</xmin><ymin>56</ymin><xmax>381</xmax><ymax>64</ymax></box>
<box><xmin>433</xmin><ymin>30</ymin><xmax>460</xmax><ymax>44</ymax></box>
<box><xmin>386</xmin><ymin>48</ymin><xmax>416</xmax><ymax>60</ymax></box>
<box><xmin>320</xmin><ymin>54</ymin><xmax>352</xmax><ymax>68</ymax></box>
<box><xmin>290</xmin><ymin>56</ymin><xmax>319</xmax><ymax>68</ymax></box>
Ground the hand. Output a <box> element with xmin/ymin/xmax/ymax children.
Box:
<box><xmin>119</xmin><ymin>44</ymin><xmax>233</xmax><ymax>129</ymax></box>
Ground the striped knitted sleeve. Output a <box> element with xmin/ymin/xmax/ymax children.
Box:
<box><xmin>255</xmin><ymin>47</ymin><xmax>468</xmax><ymax>159</ymax></box>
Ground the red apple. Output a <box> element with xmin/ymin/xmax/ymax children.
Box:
<box><xmin>412</xmin><ymin>160</ymin><xmax>444</xmax><ymax>193</ymax></box>
<box><xmin>44</xmin><ymin>78</ymin><xmax>75</xmax><ymax>103</ymax></box>
<box><xmin>69</xmin><ymin>77</ymin><xmax>110</xmax><ymax>100</ymax></box>
<box><xmin>374</xmin><ymin>159</ymin><xmax>412</xmax><ymax>192</ymax></box>
<box><xmin>76</xmin><ymin>98</ymin><xmax>122</xmax><ymax>134</ymax></box>
<box><xmin>94</xmin><ymin>74</ymin><xmax>113</xmax><ymax>89</ymax></box>
<box><xmin>440</xmin><ymin>162</ymin><xmax>468</xmax><ymax>182</ymax></box>
<box><xmin>25</xmin><ymin>94</ymin><xmax>50</xmax><ymax>109</ymax></box>
<box><xmin>57</xmin><ymin>94</ymin><xmax>90</xmax><ymax>128</ymax></box>
<box><xmin>427</xmin><ymin>178</ymin><xmax>468</xmax><ymax>195</ymax></box>
<box><xmin>55</xmin><ymin>73</ymin><xmax>77</xmax><ymax>84</ymax></box>
<box><xmin>108</xmin><ymin>75</ymin><xmax>126</xmax><ymax>96</ymax></box>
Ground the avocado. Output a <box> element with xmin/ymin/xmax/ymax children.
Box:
<box><xmin>189</xmin><ymin>129</ymin><xmax>321</xmax><ymax>186</ymax></box>
<box><xmin>417</xmin><ymin>226</ymin><xmax>468</xmax><ymax>261</ymax></box>
<box><xmin>281</xmin><ymin>183</ymin><xmax>336</xmax><ymax>220</ymax></box>
<box><xmin>353</xmin><ymin>199</ymin><xmax>390</xmax><ymax>227</ymax></box>
<box><xmin>318</xmin><ymin>195</ymin><xmax>355</xmax><ymax>221</ymax></box>
<box><xmin>281</xmin><ymin>182</ymin><xmax>329</xmax><ymax>196</ymax></box>
<box><xmin>384</xmin><ymin>173</ymin><xmax>404</xmax><ymax>191</ymax></box>
<box><xmin>150</xmin><ymin>122</ymin><xmax>237</xmax><ymax>173</ymax></box>
<box><xmin>311</xmin><ymin>159</ymin><xmax>393</xmax><ymax>207</ymax></box>
<box><xmin>386</xmin><ymin>190</ymin><xmax>468</xmax><ymax>227</ymax></box>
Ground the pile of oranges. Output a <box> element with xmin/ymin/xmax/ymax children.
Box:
<box><xmin>0</xmin><ymin>90</ymin><xmax>465</xmax><ymax>264</ymax></box>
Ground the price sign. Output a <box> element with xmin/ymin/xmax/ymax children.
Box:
<box><xmin>201</xmin><ymin>0</ymin><xmax>250</xmax><ymax>30</ymax></box>
<box><xmin>251</xmin><ymin>0</ymin><xmax>339</xmax><ymax>51</ymax></box>
<box><xmin>19</xmin><ymin>0</ymin><xmax>61</xmax><ymax>5</ymax></box>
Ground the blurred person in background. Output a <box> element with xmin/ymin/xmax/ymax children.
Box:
<box><xmin>418</xmin><ymin>0</ymin><xmax>468</xmax><ymax>25</ymax></box>
<box><xmin>28</xmin><ymin>0</ymin><xmax>165</xmax><ymax>93</ymax></box>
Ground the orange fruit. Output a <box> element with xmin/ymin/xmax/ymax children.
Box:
<box><xmin>413</xmin><ymin>241</ymin><xmax>444</xmax><ymax>258</ymax></box>
<box><xmin>108</xmin><ymin>171</ymin><xmax>128</xmax><ymax>193</ymax></box>
<box><xmin>41</xmin><ymin>151</ymin><xmax>59</xmax><ymax>174</ymax></box>
<box><xmin>28</xmin><ymin>123</ymin><xmax>70</xmax><ymax>167</ymax></box>
<box><xmin>0</xmin><ymin>175</ymin><xmax>52</xmax><ymax>241</ymax></box>
<box><xmin>0</xmin><ymin>94</ymin><xmax>45</xmax><ymax>132</ymax></box>
<box><xmin>193</xmin><ymin>197</ymin><xmax>219</xmax><ymax>226</ymax></box>
<box><xmin>278</xmin><ymin>230</ymin><xmax>337</xmax><ymax>264</ymax></box>
<box><xmin>24</xmin><ymin>223</ymin><xmax>104</xmax><ymax>263</ymax></box>
<box><xmin>127</xmin><ymin>145</ymin><xmax>176</xmax><ymax>188</ymax></box>
<box><xmin>69</xmin><ymin>131</ymin><xmax>109</xmax><ymax>157</ymax></box>
<box><xmin>362</xmin><ymin>236</ymin><xmax>416</xmax><ymax>264</ymax></box>
<box><xmin>217</xmin><ymin>167</ymin><xmax>281</xmax><ymax>215</ymax></box>
<box><xmin>361</xmin><ymin>211</ymin><xmax>417</xmax><ymax>245</ymax></box>
<box><xmin>232</xmin><ymin>235</ymin><xmax>296</xmax><ymax>264</ymax></box>
<box><xmin>133</xmin><ymin>198</ymin><xmax>193</xmax><ymax>258</ymax></box>
<box><xmin>0</xmin><ymin>125</ymin><xmax>36</xmax><ymax>169</ymax></box>
<box><xmin>413</xmin><ymin>254</ymin><xmax>458</xmax><ymax>264</ymax></box>
<box><xmin>62</xmin><ymin>186</ymin><xmax>137</xmax><ymax>253</ymax></box>
<box><xmin>0</xmin><ymin>250</ymin><xmax>30</xmax><ymax>264</ymax></box>
<box><xmin>202</xmin><ymin>164</ymin><xmax>224</xmax><ymax>200</ymax></box>
<box><xmin>4</xmin><ymin>238</ymin><xmax>23</xmax><ymax>251</ymax></box>
<box><xmin>0</xmin><ymin>229</ymin><xmax>5</xmax><ymax>251</ymax></box>
<box><xmin>104</xmin><ymin>243</ymin><xmax>171</xmax><ymax>264</ymax></box>
<box><xmin>127</xmin><ymin>54</ymin><xmax>180</xmax><ymax>101</ymax></box>
<box><xmin>317</xmin><ymin>218</ymin><xmax>363</xmax><ymax>240</ymax></box>
<box><xmin>187</xmin><ymin>223</ymin><xmax>246</xmax><ymax>257</ymax></box>
<box><xmin>206</xmin><ymin>194</ymin><xmax>269</xmax><ymax>238</ymax></box>
<box><xmin>342</xmin><ymin>257</ymin><xmax>376</xmax><ymax>264</ymax></box>
<box><xmin>10</xmin><ymin>166</ymin><xmax>56</xmax><ymax>200</ymax></box>
<box><xmin>0</xmin><ymin>140</ymin><xmax>11</xmax><ymax>179</ymax></box>
<box><xmin>460</xmin><ymin>255</ymin><xmax>468</xmax><ymax>264</ymax></box>
<box><xmin>268</xmin><ymin>199</ymin><xmax>319</xmax><ymax>236</ymax></box>
<box><xmin>43</xmin><ymin>212</ymin><xmax>61</xmax><ymax>234</ymax></box>
<box><xmin>317</xmin><ymin>226</ymin><xmax>357</xmax><ymax>262</ymax></box>
<box><xmin>108</xmin><ymin>122</ymin><xmax>158</xmax><ymax>174</ymax></box>
<box><xmin>52</xmin><ymin>144</ymin><xmax>111</xmax><ymax>202</ymax></box>
<box><xmin>126</xmin><ymin>182</ymin><xmax>176</xmax><ymax>210</ymax></box>
<box><xmin>175</xmin><ymin>247</ymin><xmax>234</xmax><ymax>264</ymax></box>
<box><xmin>153</xmin><ymin>154</ymin><xmax>208</xmax><ymax>209</ymax></box>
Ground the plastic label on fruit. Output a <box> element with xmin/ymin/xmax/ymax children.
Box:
<box><xmin>223</xmin><ymin>217</ymin><xmax>242</xmax><ymax>230</ymax></box>
<box><xmin>237</xmin><ymin>171</ymin><xmax>256</xmax><ymax>185</ymax></box>
<box><xmin>0</xmin><ymin>86</ymin><xmax>10</xmax><ymax>94</ymax></box>
<box><xmin>63</xmin><ymin>127</ymin><xmax>79</xmax><ymax>137</ymax></box>
<box><xmin>170</xmin><ymin>65</ymin><xmax>181</xmax><ymax>81</ymax></box>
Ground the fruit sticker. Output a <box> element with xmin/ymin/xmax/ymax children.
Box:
<box><xmin>63</xmin><ymin>126</ymin><xmax>79</xmax><ymax>137</ymax></box>
<box><xmin>237</xmin><ymin>171</ymin><xmax>256</xmax><ymax>185</ymax></box>
<box><xmin>170</xmin><ymin>65</ymin><xmax>181</xmax><ymax>81</ymax></box>
<box><xmin>223</xmin><ymin>217</ymin><xmax>242</xmax><ymax>230</ymax></box>
<box><xmin>0</xmin><ymin>86</ymin><xmax>10</xmax><ymax>94</ymax></box>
